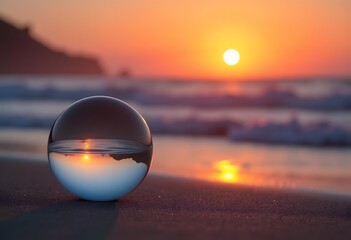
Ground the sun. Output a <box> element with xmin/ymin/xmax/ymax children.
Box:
<box><xmin>223</xmin><ymin>49</ymin><xmax>240</xmax><ymax>66</ymax></box>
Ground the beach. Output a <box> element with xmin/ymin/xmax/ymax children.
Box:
<box><xmin>1</xmin><ymin>158</ymin><xmax>351</xmax><ymax>240</ymax></box>
<box><xmin>1</xmin><ymin>77</ymin><xmax>351</xmax><ymax>239</ymax></box>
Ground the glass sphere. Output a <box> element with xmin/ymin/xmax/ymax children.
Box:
<box><xmin>48</xmin><ymin>96</ymin><xmax>153</xmax><ymax>201</ymax></box>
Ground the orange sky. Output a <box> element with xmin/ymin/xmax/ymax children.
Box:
<box><xmin>1</xmin><ymin>0</ymin><xmax>350</xmax><ymax>80</ymax></box>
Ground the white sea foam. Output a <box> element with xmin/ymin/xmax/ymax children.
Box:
<box><xmin>228</xmin><ymin>119</ymin><xmax>351</xmax><ymax>146</ymax></box>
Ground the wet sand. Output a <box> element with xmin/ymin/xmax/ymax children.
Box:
<box><xmin>0</xmin><ymin>158</ymin><xmax>351</xmax><ymax>240</ymax></box>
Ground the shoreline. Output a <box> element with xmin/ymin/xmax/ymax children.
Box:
<box><xmin>1</xmin><ymin>149</ymin><xmax>351</xmax><ymax>198</ymax></box>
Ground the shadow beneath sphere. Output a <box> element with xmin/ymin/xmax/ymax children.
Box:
<box><xmin>0</xmin><ymin>200</ymin><xmax>119</xmax><ymax>240</ymax></box>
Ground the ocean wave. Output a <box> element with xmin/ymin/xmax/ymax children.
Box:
<box><xmin>149</xmin><ymin>118</ymin><xmax>242</xmax><ymax>135</ymax></box>
<box><xmin>1</xmin><ymin>82</ymin><xmax>351</xmax><ymax>111</ymax></box>
<box><xmin>228</xmin><ymin>119</ymin><xmax>351</xmax><ymax>146</ymax></box>
<box><xmin>0</xmin><ymin>82</ymin><xmax>136</xmax><ymax>101</ymax></box>
<box><xmin>1</xmin><ymin>112</ymin><xmax>350</xmax><ymax>146</ymax></box>
<box><xmin>138</xmin><ymin>89</ymin><xmax>351</xmax><ymax>111</ymax></box>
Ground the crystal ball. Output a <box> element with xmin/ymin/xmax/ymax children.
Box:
<box><xmin>48</xmin><ymin>96</ymin><xmax>153</xmax><ymax>201</ymax></box>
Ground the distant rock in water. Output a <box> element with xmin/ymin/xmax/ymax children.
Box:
<box><xmin>0</xmin><ymin>18</ymin><xmax>104</xmax><ymax>75</ymax></box>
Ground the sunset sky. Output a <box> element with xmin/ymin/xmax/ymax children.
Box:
<box><xmin>1</xmin><ymin>0</ymin><xmax>350</xmax><ymax>80</ymax></box>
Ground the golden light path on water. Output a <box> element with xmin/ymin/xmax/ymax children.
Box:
<box><xmin>209</xmin><ymin>159</ymin><xmax>287</xmax><ymax>187</ymax></box>
<box><xmin>212</xmin><ymin>160</ymin><xmax>240</xmax><ymax>183</ymax></box>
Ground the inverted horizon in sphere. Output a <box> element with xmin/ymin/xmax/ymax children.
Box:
<box><xmin>49</xmin><ymin>149</ymin><xmax>148</xmax><ymax>201</ymax></box>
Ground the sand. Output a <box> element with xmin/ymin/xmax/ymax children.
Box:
<box><xmin>0</xmin><ymin>158</ymin><xmax>351</xmax><ymax>240</ymax></box>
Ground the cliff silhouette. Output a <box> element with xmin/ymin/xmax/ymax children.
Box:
<box><xmin>0</xmin><ymin>18</ymin><xmax>104</xmax><ymax>75</ymax></box>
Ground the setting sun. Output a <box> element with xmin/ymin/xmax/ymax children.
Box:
<box><xmin>223</xmin><ymin>49</ymin><xmax>240</xmax><ymax>66</ymax></box>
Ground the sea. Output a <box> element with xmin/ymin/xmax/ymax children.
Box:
<box><xmin>1</xmin><ymin>76</ymin><xmax>351</xmax><ymax>195</ymax></box>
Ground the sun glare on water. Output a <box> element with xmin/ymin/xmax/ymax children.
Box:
<box><xmin>212</xmin><ymin>160</ymin><xmax>240</xmax><ymax>183</ymax></box>
<box><xmin>223</xmin><ymin>49</ymin><xmax>240</xmax><ymax>66</ymax></box>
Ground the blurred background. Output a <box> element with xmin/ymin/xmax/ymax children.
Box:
<box><xmin>0</xmin><ymin>0</ymin><xmax>350</xmax><ymax>195</ymax></box>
